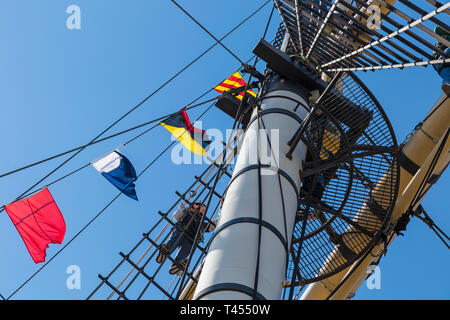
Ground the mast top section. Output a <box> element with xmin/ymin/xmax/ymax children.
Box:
<box><xmin>273</xmin><ymin>0</ymin><xmax>450</xmax><ymax>72</ymax></box>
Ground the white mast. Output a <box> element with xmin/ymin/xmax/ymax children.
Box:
<box><xmin>194</xmin><ymin>34</ymin><xmax>311</xmax><ymax>300</ymax></box>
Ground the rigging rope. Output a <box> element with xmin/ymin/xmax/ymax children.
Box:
<box><xmin>164</xmin><ymin>166</ymin><xmax>227</xmax><ymax>300</ymax></box>
<box><xmin>326</xmin><ymin>58</ymin><xmax>450</xmax><ymax>72</ymax></box>
<box><xmin>1</xmin><ymin>0</ymin><xmax>269</xmax><ymax>217</ymax></box>
<box><xmin>408</xmin><ymin>127</ymin><xmax>450</xmax><ymax>249</ymax></box>
<box><xmin>320</xmin><ymin>2</ymin><xmax>450</xmax><ymax>69</ymax></box>
<box><xmin>176</xmin><ymin>60</ymin><xmax>263</xmax><ymax>299</ymax></box>
<box><xmin>32</xmin><ymin>2</ymin><xmax>278</xmax><ymax>297</ymax></box>
<box><xmin>175</xmin><ymin>70</ymin><xmax>256</xmax><ymax>298</ymax></box>
<box><xmin>247</xmin><ymin>5</ymin><xmax>277</xmax><ymax>301</ymax></box>
<box><xmin>323</xmin><ymin>128</ymin><xmax>449</xmax><ymax>300</ymax></box>
<box><xmin>87</xmin><ymin>49</ymin><xmax>258</xmax><ymax>299</ymax></box>
<box><xmin>399</xmin><ymin>96</ymin><xmax>448</xmax><ymax>163</ymax></box>
<box><xmin>256</xmin><ymin>104</ymin><xmax>300</xmax><ymax>299</ymax></box>
<box><xmin>324</xmin><ymin>239</ymin><xmax>378</xmax><ymax>300</ymax></box>
<box><xmin>0</xmin><ymin>95</ymin><xmax>216</xmax><ymax>213</ymax></box>
<box><xmin>169</xmin><ymin>0</ymin><xmax>251</xmax><ymax>66</ymax></box>
<box><xmin>93</xmin><ymin>161</ymin><xmax>225</xmax><ymax>300</ymax></box>
<box><xmin>107</xmin><ymin>147</ymin><xmax>227</xmax><ymax>300</ymax></box>
<box><xmin>255</xmin><ymin>99</ymin><xmax>291</xmax><ymax>296</ymax></box>
<box><xmin>410</xmin><ymin>128</ymin><xmax>449</xmax><ymax>210</ymax></box>
<box><xmin>5</xmin><ymin>102</ymin><xmax>215</xmax><ymax>300</ymax></box>
<box><xmin>252</xmin><ymin>105</ymin><xmax>264</xmax><ymax>300</ymax></box>
<box><xmin>4</xmin><ymin>1</ymin><xmax>277</xmax><ymax>300</ymax></box>
<box><xmin>173</xmin><ymin>2</ymin><xmax>276</xmax><ymax>294</ymax></box>
<box><xmin>175</xmin><ymin>170</ymin><xmax>226</xmax><ymax>299</ymax></box>
<box><xmin>176</xmin><ymin>5</ymin><xmax>277</xmax><ymax>298</ymax></box>
<box><xmin>177</xmin><ymin>5</ymin><xmax>277</xmax><ymax>299</ymax></box>
<box><xmin>0</xmin><ymin>98</ymin><xmax>216</xmax><ymax>180</ymax></box>
<box><xmin>414</xmin><ymin>205</ymin><xmax>450</xmax><ymax>249</ymax></box>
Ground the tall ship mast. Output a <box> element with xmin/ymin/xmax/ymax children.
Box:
<box><xmin>1</xmin><ymin>0</ymin><xmax>448</xmax><ymax>301</ymax></box>
<box><xmin>88</xmin><ymin>0</ymin><xmax>449</xmax><ymax>300</ymax></box>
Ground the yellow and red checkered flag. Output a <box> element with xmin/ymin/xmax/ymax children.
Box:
<box><xmin>214</xmin><ymin>71</ymin><xmax>257</xmax><ymax>101</ymax></box>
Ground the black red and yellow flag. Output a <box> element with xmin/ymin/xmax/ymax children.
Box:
<box><xmin>214</xmin><ymin>71</ymin><xmax>257</xmax><ymax>101</ymax></box>
<box><xmin>160</xmin><ymin>108</ymin><xmax>212</xmax><ymax>156</ymax></box>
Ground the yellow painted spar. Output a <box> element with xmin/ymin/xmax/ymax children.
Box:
<box><xmin>319</xmin><ymin>129</ymin><xmax>341</xmax><ymax>160</ymax></box>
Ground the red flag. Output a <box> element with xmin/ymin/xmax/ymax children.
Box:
<box><xmin>4</xmin><ymin>187</ymin><xmax>66</xmax><ymax>263</ymax></box>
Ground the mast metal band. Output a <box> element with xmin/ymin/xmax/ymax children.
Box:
<box><xmin>399</xmin><ymin>149</ymin><xmax>420</xmax><ymax>176</ymax></box>
<box><xmin>226</xmin><ymin>164</ymin><xmax>300</xmax><ymax>200</ymax></box>
<box><xmin>194</xmin><ymin>282</ymin><xmax>267</xmax><ymax>300</ymax></box>
<box><xmin>365</xmin><ymin>192</ymin><xmax>388</xmax><ymax>221</ymax></box>
<box><xmin>206</xmin><ymin>216</ymin><xmax>289</xmax><ymax>253</ymax></box>
<box><xmin>246</xmin><ymin>107</ymin><xmax>306</xmax><ymax>129</ymax></box>
<box><xmin>334</xmin><ymin>235</ymin><xmax>358</xmax><ymax>262</ymax></box>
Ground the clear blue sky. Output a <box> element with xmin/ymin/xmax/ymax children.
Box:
<box><xmin>0</xmin><ymin>0</ymin><xmax>448</xmax><ymax>300</ymax></box>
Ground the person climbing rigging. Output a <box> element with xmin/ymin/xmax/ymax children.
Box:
<box><xmin>432</xmin><ymin>26</ymin><xmax>450</xmax><ymax>96</ymax></box>
<box><xmin>156</xmin><ymin>201</ymin><xmax>220</xmax><ymax>276</ymax></box>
